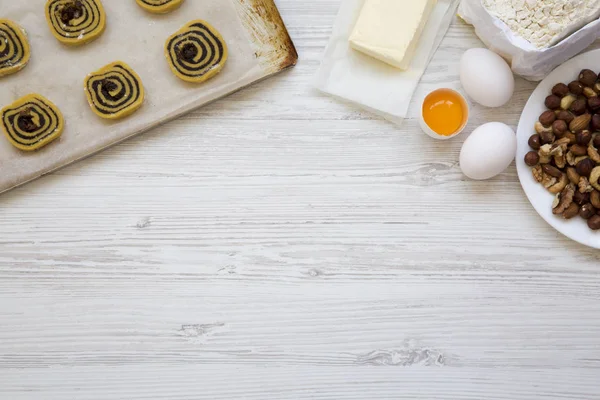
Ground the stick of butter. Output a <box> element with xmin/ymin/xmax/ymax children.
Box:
<box><xmin>349</xmin><ymin>0</ymin><xmax>438</xmax><ymax>70</ymax></box>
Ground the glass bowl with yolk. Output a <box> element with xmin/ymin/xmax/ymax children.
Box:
<box><xmin>419</xmin><ymin>89</ymin><xmax>469</xmax><ymax>140</ymax></box>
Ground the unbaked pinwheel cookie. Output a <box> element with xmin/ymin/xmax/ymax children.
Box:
<box><xmin>0</xmin><ymin>19</ymin><xmax>31</xmax><ymax>78</ymax></box>
<box><xmin>1</xmin><ymin>94</ymin><xmax>64</xmax><ymax>151</ymax></box>
<box><xmin>165</xmin><ymin>20</ymin><xmax>228</xmax><ymax>83</ymax></box>
<box><xmin>136</xmin><ymin>0</ymin><xmax>184</xmax><ymax>14</ymax></box>
<box><xmin>45</xmin><ymin>0</ymin><xmax>106</xmax><ymax>46</ymax></box>
<box><xmin>84</xmin><ymin>61</ymin><xmax>145</xmax><ymax>120</ymax></box>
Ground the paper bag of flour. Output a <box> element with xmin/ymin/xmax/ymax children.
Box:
<box><xmin>458</xmin><ymin>0</ymin><xmax>600</xmax><ymax>81</ymax></box>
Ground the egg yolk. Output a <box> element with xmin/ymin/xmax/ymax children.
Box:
<box><xmin>422</xmin><ymin>89</ymin><xmax>466</xmax><ymax>136</ymax></box>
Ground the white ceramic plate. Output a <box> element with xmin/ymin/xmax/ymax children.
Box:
<box><xmin>516</xmin><ymin>49</ymin><xmax>600</xmax><ymax>249</ymax></box>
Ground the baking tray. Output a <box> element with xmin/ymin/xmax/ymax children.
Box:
<box><xmin>0</xmin><ymin>0</ymin><xmax>297</xmax><ymax>194</ymax></box>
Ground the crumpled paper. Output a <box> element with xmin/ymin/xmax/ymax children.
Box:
<box><xmin>314</xmin><ymin>0</ymin><xmax>459</xmax><ymax>126</ymax></box>
<box><xmin>458</xmin><ymin>0</ymin><xmax>600</xmax><ymax>81</ymax></box>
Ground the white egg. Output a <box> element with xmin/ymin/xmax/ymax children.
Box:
<box><xmin>460</xmin><ymin>48</ymin><xmax>515</xmax><ymax>108</ymax></box>
<box><xmin>460</xmin><ymin>122</ymin><xmax>517</xmax><ymax>180</ymax></box>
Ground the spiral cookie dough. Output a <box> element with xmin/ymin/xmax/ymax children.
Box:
<box><xmin>165</xmin><ymin>20</ymin><xmax>228</xmax><ymax>83</ymax></box>
<box><xmin>1</xmin><ymin>94</ymin><xmax>64</xmax><ymax>151</ymax></box>
<box><xmin>84</xmin><ymin>61</ymin><xmax>145</xmax><ymax>120</ymax></box>
<box><xmin>136</xmin><ymin>0</ymin><xmax>184</xmax><ymax>14</ymax></box>
<box><xmin>45</xmin><ymin>0</ymin><xmax>106</xmax><ymax>46</ymax></box>
<box><xmin>0</xmin><ymin>19</ymin><xmax>31</xmax><ymax>78</ymax></box>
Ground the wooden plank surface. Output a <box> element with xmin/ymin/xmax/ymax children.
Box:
<box><xmin>1</xmin><ymin>0</ymin><xmax>600</xmax><ymax>399</ymax></box>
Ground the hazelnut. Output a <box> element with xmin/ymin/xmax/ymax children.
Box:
<box><xmin>524</xmin><ymin>151</ymin><xmax>540</xmax><ymax>166</ymax></box>
<box><xmin>539</xmin><ymin>110</ymin><xmax>556</xmax><ymax>126</ymax></box>
<box><xmin>561</xmin><ymin>94</ymin><xmax>577</xmax><ymax>110</ymax></box>
<box><xmin>577</xmin><ymin>158</ymin><xmax>595</xmax><ymax>177</ymax></box>
<box><xmin>594</xmin><ymin>135</ymin><xmax>600</xmax><ymax>148</ymax></box>
<box><xmin>563</xmin><ymin>203</ymin><xmax>580</xmax><ymax>219</ymax></box>
<box><xmin>540</xmin><ymin>130</ymin><xmax>555</xmax><ymax>145</ymax></box>
<box><xmin>592</xmin><ymin>115</ymin><xmax>600</xmax><ymax>131</ymax></box>
<box><xmin>591</xmin><ymin>190</ymin><xmax>600</xmax><ymax>208</ymax></box>
<box><xmin>588</xmin><ymin>97</ymin><xmax>600</xmax><ymax>110</ymax></box>
<box><xmin>579</xmin><ymin>69</ymin><xmax>598</xmax><ymax>87</ymax></box>
<box><xmin>569</xmin><ymin>81</ymin><xmax>584</xmax><ymax>95</ymax></box>
<box><xmin>557</xmin><ymin>110</ymin><xmax>575</xmax><ymax>123</ymax></box>
<box><xmin>587</xmin><ymin>215</ymin><xmax>600</xmax><ymax>230</ymax></box>
<box><xmin>552</xmin><ymin>83</ymin><xmax>570</xmax><ymax>97</ymax></box>
<box><xmin>570</xmin><ymin>98</ymin><xmax>588</xmax><ymax>115</ymax></box>
<box><xmin>545</xmin><ymin>95</ymin><xmax>562</xmax><ymax>110</ymax></box>
<box><xmin>576</xmin><ymin>130</ymin><xmax>592</xmax><ymax>146</ymax></box>
<box><xmin>571</xmin><ymin>144</ymin><xmax>589</xmax><ymax>156</ymax></box>
<box><xmin>573</xmin><ymin>190</ymin><xmax>589</xmax><ymax>205</ymax></box>
<box><xmin>580</xmin><ymin>203</ymin><xmax>597</xmax><ymax>219</ymax></box>
<box><xmin>529</xmin><ymin>134</ymin><xmax>541</xmax><ymax>150</ymax></box>
<box><xmin>543</xmin><ymin>164</ymin><xmax>563</xmax><ymax>177</ymax></box>
<box><xmin>552</xmin><ymin>120</ymin><xmax>568</xmax><ymax>136</ymax></box>
<box><xmin>564</xmin><ymin>132</ymin><xmax>577</xmax><ymax>145</ymax></box>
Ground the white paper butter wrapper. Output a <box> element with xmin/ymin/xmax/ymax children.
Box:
<box><xmin>314</xmin><ymin>0</ymin><xmax>459</xmax><ymax>126</ymax></box>
<box><xmin>458</xmin><ymin>0</ymin><xmax>600</xmax><ymax>81</ymax></box>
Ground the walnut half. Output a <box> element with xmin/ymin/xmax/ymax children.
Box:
<box><xmin>590</xmin><ymin>167</ymin><xmax>600</xmax><ymax>191</ymax></box>
<box><xmin>588</xmin><ymin>143</ymin><xmax>600</xmax><ymax>163</ymax></box>
<box><xmin>566</xmin><ymin>151</ymin><xmax>587</xmax><ymax>166</ymax></box>
<box><xmin>538</xmin><ymin>144</ymin><xmax>553</xmax><ymax>164</ymax></box>
<box><xmin>532</xmin><ymin>165</ymin><xmax>543</xmax><ymax>183</ymax></box>
<box><xmin>578</xmin><ymin>177</ymin><xmax>594</xmax><ymax>193</ymax></box>
<box><xmin>552</xmin><ymin>184</ymin><xmax>575</xmax><ymax>215</ymax></box>
<box><xmin>548</xmin><ymin>173</ymin><xmax>569</xmax><ymax>194</ymax></box>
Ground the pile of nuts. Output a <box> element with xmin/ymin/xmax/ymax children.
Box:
<box><xmin>524</xmin><ymin>69</ymin><xmax>600</xmax><ymax>231</ymax></box>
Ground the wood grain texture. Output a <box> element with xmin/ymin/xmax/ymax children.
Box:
<box><xmin>1</xmin><ymin>0</ymin><xmax>600</xmax><ymax>399</ymax></box>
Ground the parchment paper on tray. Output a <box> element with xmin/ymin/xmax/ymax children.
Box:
<box><xmin>0</xmin><ymin>0</ymin><xmax>296</xmax><ymax>194</ymax></box>
<box><xmin>314</xmin><ymin>0</ymin><xmax>459</xmax><ymax>126</ymax></box>
<box><xmin>459</xmin><ymin>0</ymin><xmax>600</xmax><ymax>81</ymax></box>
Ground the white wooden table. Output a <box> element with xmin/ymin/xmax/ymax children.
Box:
<box><xmin>1</xmin><ymin>2</ymin><xmax>600</xmax><ymax>399</ymax></box>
